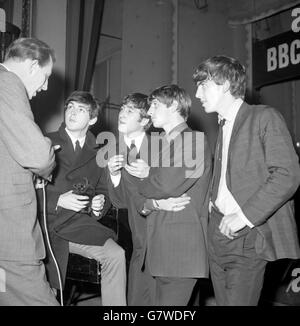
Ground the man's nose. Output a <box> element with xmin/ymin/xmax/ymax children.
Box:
<box><xmin>148</xmin><ymin>107</ymin><xmax>154</xmax><ymax>116</ymax></box>
<box><xmin>119</xmin><ymin>110</ymin><xmax>126</xmax><ymax>118</ymax></box>
<box><xmin>195</xmin><ymin>86</ymin><xmax>202</xmax><ymax>99</ymax></box>
<box><xmin>70</xmin><ymin>108</ymin><xmax>79</xmax><ymax>115</ymax></box>
<box><xmin>42</xmin><ymin>80</ymin><xmax>48</xmax><ymax>91</ymax></box>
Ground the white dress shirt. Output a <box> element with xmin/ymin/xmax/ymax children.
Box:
<box><xmin>65</xmin><ymin>128</ymin><xmax>86</xmax><ymax>150</ymax></box>
<box><xmin>214</xmin><ymin>98</ymin><xmax>254</xmax><ymax>228</ymax></box>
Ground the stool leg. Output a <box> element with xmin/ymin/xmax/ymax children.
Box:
<box><xmin>65</xmin><ymin>283</ymin><xmax>77</xmax><ymax>306</ymax></box>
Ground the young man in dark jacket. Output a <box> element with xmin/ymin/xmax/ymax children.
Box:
<box><xmin>193</xmin><ymin>55</ymin><xmax>300</xmax><ymax>305</ymax></box>
<box><xmin>38</xmin><ymin>91</ymin><xmax>126</xmax><ymax>305</ymax></box>
<box><xmin>118</xmin><ymin>86</ymin><xmax>212</xmax><ymax>305</ymax></box>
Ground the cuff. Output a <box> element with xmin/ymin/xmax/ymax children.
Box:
<box><xmin>237</xmin><ymin>209</ymin><xmax>254</xmax><ymax>228</ymax></box>
<box><xmin>110</xmin><ymin>173</ymin><xmax>121</xmax><ymax>188</ymax></box>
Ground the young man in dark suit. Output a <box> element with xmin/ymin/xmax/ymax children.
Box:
<box><xmin>193</xmin><ymin>55</ymin><xmax>300</xmax><ymax>305</ymax></box>
<box><xmin>38</xmin><ymin>91</ymin><xmax>126</xmax><ymax>306</ymax></box>
<box><xmin>0</xmin><ymin>38</ymin><xmax>58</xmax><ymax>306</ymax></box>
<box><xmin>106</xmin><ymin>93</ymin><xmax>191</xmax><ymax>305</ymax></box>
<box><xmin>124</xmin><ymin>86</ymin><xmax>212</xmax><ymax>306</ymax></box>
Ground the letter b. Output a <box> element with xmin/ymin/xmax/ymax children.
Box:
<box><xmin>278</xmin><ymin>43</ymin><xmax>289</xmax><ymax>68</ymax></box>
<box><xmin>267</xmin><ymin>47</ymin><xmax>277</xmax><ymax>71</ymax></box>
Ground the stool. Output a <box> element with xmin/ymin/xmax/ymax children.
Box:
<box><xmin>64</xmin><ymin>253</ymin><xmax>101</xmax><ymax>305</ymax></box>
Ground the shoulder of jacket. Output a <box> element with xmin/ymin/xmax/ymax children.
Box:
<box><xmin>0</xmin><ymin>70</ymin><xmax>26</xmax><ymax>94</ymax></box>
<box><xmin>46</xmin><ymin>131</ymin><xmax>61</xmax><ymax>142</ymax></box>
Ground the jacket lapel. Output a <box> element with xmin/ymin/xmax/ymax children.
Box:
<box><xmin>68</xmin><ymin>132</ymin><xmax>98</xmax><ymax>171</ymax></box>
<box><xmin>228</xmin><ymin>102</ymin><xmax>252</xmax><ymax>154</ymax></box>
<box><xmin>55</xmin><ymin>125</ymin><xmax>98</xmax><ymax>180</ymax></box>
<box><xmin>226</xmin><ymin>101</ymin><xmax>251</xmax><ymax>188</ymax></box>
<box><xmin>57</xmin><ymin>124</ymin><xmax>76</xmax><ymax>167</ymax></box>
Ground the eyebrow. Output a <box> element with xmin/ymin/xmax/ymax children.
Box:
<box><xmin>122</xmin><ymin>105</ymin><xmax>137</xmax><ymax>110</ymax></box>
<box><xmin>67</xmin><ymin>103</ymin><xmax>90</xmax><ymax>109</ymax></box>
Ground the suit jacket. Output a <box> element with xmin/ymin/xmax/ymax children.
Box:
<box><xmin>0</xmin><ymin>65</ymin><xmax>55</xmax><ymax>261</ymax></box>
<box><xmin>138</xmin><ymin>123</ymin><xmax>212</xmax><ymax>278</ymax></box>
<box><xmin>107</xmin><ymin>134</ymin><xmax>150</xmax><ymax>265</ymax></box>
<box><xmin>106</xmin><ymin>133</ymin><xmax>163</xmax><ymax>305</ymax></box>
<box><xmin>225</xmin><ymin>102</ymin><xmax>300</xmax><ymax>261</ymax></box>
<box><xmin>37</xmin><ymin>124</ymin><xmax>115</xmax><ymax>288</ymax></box>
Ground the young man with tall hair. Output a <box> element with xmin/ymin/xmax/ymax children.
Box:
<box><xmin>193</xmin><ymin>55</ymin><xmax>300</xmax><ymax>305</ymax></box>
<box><xmin>38</xmin><ymin>91</ymin><xmax>127</xmax><ymax>306</ymax></box>
<box><xmin>124</xmin><ymin>86</ymin><xmax>212</xmax><ymax>305</ymax></box>
<box><xmin>107</xmin><ymin>92</ymin><xmax>192</xmax><ymax>305</ymax></box>
<box><xmin>0</xmin><ymin>38</ymin><xmax>58</xmax><ymax>305</ymax></box>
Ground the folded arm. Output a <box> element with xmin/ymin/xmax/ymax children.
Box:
<box><xmin>138</xmin><ymin>132</ymin><xmax>206</xmax><ymax>199</ymax></box>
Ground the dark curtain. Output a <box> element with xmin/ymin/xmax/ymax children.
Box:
<box><xmin>65</xmin><ymin>0</ymin><xmax>105</xmax><ymax>97</ymax></box>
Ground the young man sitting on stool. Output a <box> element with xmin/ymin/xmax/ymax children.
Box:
<box><xmin>37</xmin><ymin>91</ymin><xmax>126</xmax><ymax>306</ymax></box>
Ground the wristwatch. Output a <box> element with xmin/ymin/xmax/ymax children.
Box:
<box><xmin>140</xmin><ymin>206</ymin><xmax>151</xmax><ymax>216</ymax></box>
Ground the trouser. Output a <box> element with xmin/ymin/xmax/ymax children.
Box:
<box><xmin>208</xmin><ymin>207</ymin><xmax>267</xmax><ymax>306</ymax></box>
<box><xmin>129</xmin><ymin>257</ymin><xmax>197</xmax><ymax>306</ymax></box>
<box><xmin>152</xmin><ymin>275</ymin><xmax>197</xmax><ymax>306</ymax></box>
<box><xmin>69</xmin><ymin>238</ymin><xmax>127</xmax><ymax>306</ymax></box>
<box><xmin>0</xmin><ymin>259</ymin><xmax>59</xmax><ymax>306</ymax></box>
<box><xmin>127</xmin><ymin>249</ymin><xmax>158</xmax><ymax>306</ymax></box>
<box><xmin>127</xmin><ymin>249</ymin><xmax>150</xmax><ymax>306</ymax></box>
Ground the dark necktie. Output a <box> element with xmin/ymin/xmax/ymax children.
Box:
<box><xmin>74</xmin><ymin>140</ymin><xmax>81</xmax><ymax>157</ymax></box>
<box><xmin>127</xmin><ymin>140</ymin><xmax>139</xmax><ymax>165</ymax></box>
<box><xmin>211</xmin><ymin>119</ymin><xmax>225</xmax><ymax>205</ymax></box>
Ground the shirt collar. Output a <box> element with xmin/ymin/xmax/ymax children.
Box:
<box><xmin>218</xmin><ymin>98</ymin><xmax>243</xmax><ymax>124</ymax></box>
<box><xmin>166</xmin><ymin>122</ymin><xmax>188</xmax><ymax>142</ymax></box>
<box><xmin>124</xmin><ymin>132</ymin><xmax>145</xmax><ymax>151</ymax></box>
<box><xmin>65</xmin><ymin>128</ymin><xmax>86</xmax><ymax>149</ymax></box>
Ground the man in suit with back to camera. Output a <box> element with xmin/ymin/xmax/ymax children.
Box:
<box><xmin>123</xmin><ymin>85</ymin><xmax>212</xmax><ymax>305</ymax></box>
<box><xmin>0</xmin><ymin>37</ymin><xmax>58</xmax><ymax>305</ymax></box>
<box><xmin>193</xmin><ymin>55</ymin><xmax>300</xmax><ymax>306</ymax></box>
<box><xmin>106</xmin><ymin>93</ymin><xmax>191</xmax><ymax>305</ymax></box>
<box><xmin>37</xmin><ymin>91</ymin><xmax>127</xmax><ymax>306</ymax></box>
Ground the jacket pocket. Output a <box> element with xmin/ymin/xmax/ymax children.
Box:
<box><xmin>12</xmin><ymin>172</ymin><xmax>32</xmax><ymax>185</ymax></box>
<box><xmin>0</xmin><ymin>192</ymin><xmax>33</xmax><ymax>209</ymax></box>
<box><xmin>0</xmin><ymin>172</ymin><xmax>33</xmax><ymax>208</ymax></box>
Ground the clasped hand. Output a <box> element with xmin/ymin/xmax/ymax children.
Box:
<box><xmin>158</xmin><ymin>194</ymin><xmax>191</xmax><ymax>211</ymax></box>
<box><xmin>108</xmin><ymin>155</ymin><xmax>124</xmax><ymax>176</ymax></box>
<box><xmin>57</xmin><ymin>190</ymin><xmax>105</xmax><ymax>216</ymax></box>
<box><xmin>108</xmin><ymin>156</ymin><xmax>150</xmax><ymax>179</ymax></box>
<box><xmin>125</xmin><ymin>159</ymin><xmax>150</xmax><ymax>178</ymax></box>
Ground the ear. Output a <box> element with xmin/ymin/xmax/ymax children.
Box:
<box><xmin>223</xmin><ymin>80</ymin><xmax>231</xmax><ymax>93</ymax></box>
<box><xmin>170</xmin><ymin>100</ymin><xmax>179</xmax><ymax>113</ymax></box>
<box><xmin>29</xmin><ymin>59</ymin><xmax>40</xmax><ymax>75</ymax></box>
<box><xmin>140</xmin><ymin>117</ymin><xmax>150</xmax><ymax>127</ymax></box>
<box><xmin>88</xmin><ymin>117</ymin><xmax>97</xmax><ymax>126</ymax></box>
